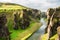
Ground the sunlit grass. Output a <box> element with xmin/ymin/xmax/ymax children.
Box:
<box><xmin>41</xmin><ymin>33</ymin><xmax>48</xmax><ymax>40</ymax></box>
<box><xmin>10</xmin><ymin>22</ymin><xmax>41</xmax><ymax>40</ymax></box>
<box><xmin>0</xmin><ymin>4</ymin><xmax>41</xmax><ymax>40</ymax></box>
<box><xmin>50</xmin><ymin>34</ymin><xmax>58</xmax><ymax>40</ymax></box>
<box><xmin>7</xmin><ymin>17</ymin><xmax>41</xmax><ymax>40</ymax></box>
<box><xmin>0</xmin><ymin>5</ymin><xmax>26</xmax><ymax>12</ymax></box>
<box><xmin>0</xmin><ymin>5</ymin><xmax>26</xmax><ymax>9</ymax></box>
<box><xmin>41</xmin><ymin>33</ymin><xmax>58</xmax><ymax>40</ymax></box>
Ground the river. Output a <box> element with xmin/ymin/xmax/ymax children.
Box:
<box><xmin>27</xmin><ymin>18</ymin><xmax>47</xmax><ymax>40</ymax></box>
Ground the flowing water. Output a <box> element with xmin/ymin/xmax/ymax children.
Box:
<box><xmin>27</xmin><ymin>18</ymin><xmax>47</xmax><ymax>40</ymax></box>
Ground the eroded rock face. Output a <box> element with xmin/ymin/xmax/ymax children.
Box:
<box><xmin>14</xmin><ymin>12</ymin><xmax>20</xmax><ymax>30</ymax></box>
<box><xmin>45</xmin><ymin>8</ymin><xmax>55</xmax><ymax>33</ymax></box>
<box><xmin>20</xmin><ymin>9</ymin><xmax>30</xmax><ymax>29</ymax></box>
<box><xmin>14</xmin><ymin>9</ymin><xmax>40</xmax><ymax>30</ymax></box>
<box><xmin>31</xmin><ymin>9</ymin><xmax>41</xmax><ymax>20</ymax></box>
<box><xmin>45</xmin><ymin>7</ymin><xmax>60</xmax><ymax>39</ymax></box>
<box><xmin>0</xmin><ymin>14</ymin><xmax>10</xmax><ymax>40</ymax></box>
<box><xmin>14</xmin><ymin>9</ymin><xmax>30</xmax><ymax>29</ymax></box>
<box><xmin>27</xmin><ymin>9</ymin><xmax>41</xmax><ymax>20</ymax></box>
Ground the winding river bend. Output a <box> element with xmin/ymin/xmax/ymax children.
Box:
<box><xmin>27</xmin><ymin>18</ymin><xmax>47</xmax><ymax>40</ymax></box>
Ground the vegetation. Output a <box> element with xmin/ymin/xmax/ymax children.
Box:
<box><xmin>10</xmin><ymin>22</ymin><xmax>41</xmax><ymax>40</ymax></box>
<box><xmin>0</xmin><ymin>3</ymin><xmax>41</xmax><ymax>40</ymax></box>
<box><xmin>41</xmin><ymin>7</ymin><xmax>60</xmax><ymax>40</ymax></box>
<box><xmin>41</xmin><ymin>33</ymin><xmax>48</xmax><ymax>40</ymax></box>
<box><xmin>50</xmin><ymin>34</ymin><xmax>58</xmax><ymax>40</ymax></box>
<box><xmin>41</xmin><ymin>33</ymin><xmax>58</xmax><ymax>40</ymax></box>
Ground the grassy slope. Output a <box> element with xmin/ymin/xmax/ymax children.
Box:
<box><xmin>0</xmin><ymin>5</ymin><xmax>26</xmax><ymax>10</ymax></box>
<box><xmin>7</xmin><ymin>15</ymin><xmax>41</xmax><ymax>40</ymax></box>
<box><xmin>11</xmin><ymin>22</ymin><xmax>41</xmax><ymax>40</ymax></box>
<box><xmin>0</xmin><ymin>3</ymin><xmax>41</xmax><ymax>40</ymax></box>
<box><xmin>50</xmin><ymin>34</ymin><xmax>58</xmax><ymax>40</ymax></box>
<box><xmin>7</xmin><ymin>16</ymin><xmax>41</xmax><ymax>40</ymax></box>
<box><xmin>0</xmin><ymin>3</ymin><xmax>27</xmax><ymax>12</ymax></box>
<box><xmin>41</xmin><ymin>33</ymin><xmax>58</xmax><ymax>40</ymax></box>
<box><xmin>41</xmin><ymin>33</ymin><xmax>48</xmax><ymax>40</ymax></box>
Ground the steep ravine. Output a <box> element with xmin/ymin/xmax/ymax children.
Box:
<box><xmin>27</xmin><ymin>18</ymin><xmax>47</xmax><ymax>40</ymax></box>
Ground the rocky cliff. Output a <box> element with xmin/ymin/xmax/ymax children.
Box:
<box><xmin>41</xmin><ymin>7</ymin><xmax>60</xmax><ymax>40</ymax></box>
<box><xmin>0</xmin><ymin>3</ymin><xmax>41</xmax><ymax>40</ymax></box>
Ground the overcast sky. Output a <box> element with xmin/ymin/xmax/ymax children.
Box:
<box><xmin>0</xmin><ymin>0</ymin><xmax>60</xmax><ymax>12</ymax></box>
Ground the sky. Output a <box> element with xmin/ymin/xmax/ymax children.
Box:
<box><xmin>0</xmin><ymin>0</ymin><xmax>60</xmax><ymax>12</ymax></box>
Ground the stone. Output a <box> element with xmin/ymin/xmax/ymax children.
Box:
<box><xmin>0</xmin><ymin>14</ymin><xmax>10</xmax><ymax>40</ymax></box>
<box><xmin>45</xmin><ymin>7</ymin><xmax>60</xmax><ymax>39</ymax></box>
<box><xmin>14</xmin><ymin>12</ymin><xmax>19</xmax><ymax>30</ymax></box>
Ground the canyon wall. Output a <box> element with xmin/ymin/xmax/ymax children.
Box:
<box><xmin>45</xmin><ymin>7</ymin><xmax>60</xmax><ymax>40</ymax></box>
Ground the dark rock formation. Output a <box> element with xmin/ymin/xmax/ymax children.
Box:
<box><xmin>40</xmin><ymin>12</ymin><xmax>47</xmax><ymax>18</ymax></box>
<box><xmin>14</xmin><ymin>12</ymin><xmax>20</xmax><ymax>30</ymax></box>
<box><xmin>14</xmin><ymin>9</ymin><xmax>30</xmax><ymax>29</ymax></box>
<box><xmin>19</xmin><ymin>9</ymin><xmax>30</xmax><ymax>29</ymax></box>
<box><xmin>14</xmin><ymin>9</ymin><xmax>40</xmax><ymax>30</ymax></box>
<box><xmin>0</xmin><ymin>14</ymin><xmax>10</xmax><ymax>40</ymax></box>
<box><xmin>31</xmin><ymin>9</ymin><xmax>41</xmax><ymax>20</ymax></box>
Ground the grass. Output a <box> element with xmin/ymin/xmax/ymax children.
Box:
<box><xmin>0</xmin><ymin>9</ymin><xmax>41</xmax><ymax>40</ymax></box>
<box><xmin>50</xmin><ymin>34</ymin><xmax>58</xmax><ymax>40</ymax></box>
<box><xmin>0</xmin><ymin>3</ymin><xmax>41</xmax><ymax>40</ymax></box>
<box><xmin>10</xmin><ymin>22</ymin><xmax>41</xmax><ymax>40</ymax></box>
<box><xmin>41</xmin><ymin>33</ymin><xmax>48</xmax><ymax>40</ymax></box>
<box><xmin>0</xmin><ymin>14</ymin><xmax>41</xmax><ymax>40</ymax></box>
<box><xmin>7</xmin><ymin>17</ymin><xmax>41</xmax><ymax>40</ymax></box>
<box><xmin>0</xmin><ymin>11</ymin><xmax>41</xmax><ymax>40</ymax></box>
<box><xmin>0</xmin><ymin>4</ymin><xmax>27</xmax><ymax>12</ymax></box>
<box><xmin>41</xmin><ymin>33</ymin><xmax>58</xmax><ymax>40</ymax></box>
<box><xmin>0</xmin><ymin>5</ymin><xmax>26</xmax><ymax>9</ymax></box>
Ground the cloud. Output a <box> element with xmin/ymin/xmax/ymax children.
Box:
<box><xmin>0</xmin><ymin>0</ymin><xmax>60</xmax><ymax>12</ymax></box>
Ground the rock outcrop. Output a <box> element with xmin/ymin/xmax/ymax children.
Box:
<box><xmin>0</xmin><ymin>13</ymin><xmax>10</xmax><ymax>40</ymax></box>
<box><xmin>0</xmin><ymin>3</ymin><xmax>41</xmax><ymax>40</ymax></box>
<box><xmin>13</xmin><ymin>9</ymin><xmax>41</xmax><ymax>30</ymax></box>
<box><xmin>45</xmin><ymin>7</ymin><xmax>60</xmax><ymax>40</ymax></box>
<box><xmin>31</xmin><ymin>9</ymin><xmax>41</xmax><ymax>20</ymax></box>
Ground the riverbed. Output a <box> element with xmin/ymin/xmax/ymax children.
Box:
<box><xmin>27</xmin><ymin>18</ymin><xmax>47</xmax><ymax>40</ymax></box>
